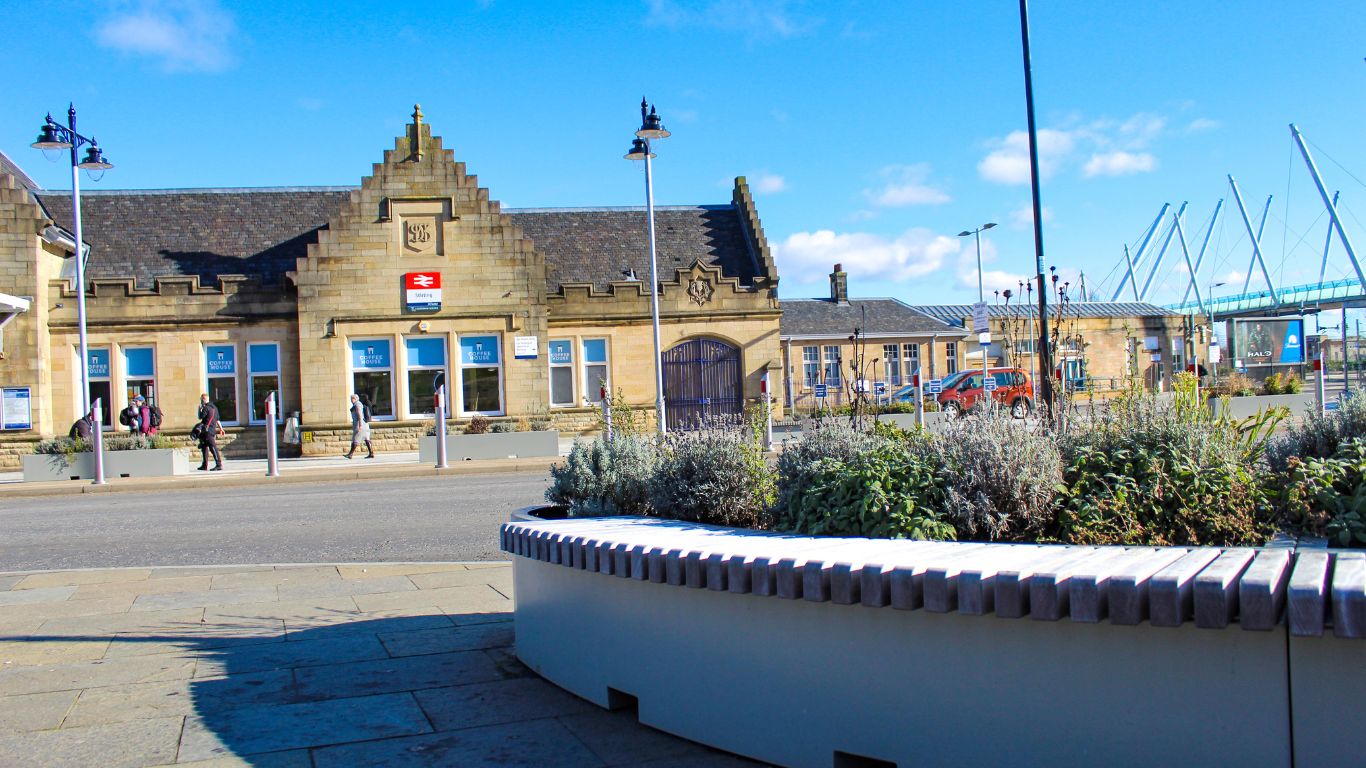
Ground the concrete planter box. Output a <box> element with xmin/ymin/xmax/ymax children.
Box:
<box><xmin>1211</xmin><ymin>393</ymin><xmax>1315</xmax><ymax>420</ymax></box>
<box><xmin>879</xmin><ymin>411</ymin><xmax>951</xmax><ymax>430</ymax></box>
<box><xmin>417</xmin><ymin>430</ymin><xmax>559</xmax><ymax>462</ymax></box>
<box><xmin>503</xmin><ymin>515</ymin><xmax>1366</xmax><ymax>768</ymax></box>
<box><xmin>22</xmin><ymin>448</ymin><xmax>190</xmax><ymax>482</ymax></box>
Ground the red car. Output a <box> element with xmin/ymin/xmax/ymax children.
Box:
<box><xmin>936</xmin><ymin>367</ymin><xmax>1034</xmax><ymax>418</ymax></box>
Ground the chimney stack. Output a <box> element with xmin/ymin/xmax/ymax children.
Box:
<box><xmin>829</xmin><ymin>263</ymin><xmax>848</xmax><ymax>305</ymax></box>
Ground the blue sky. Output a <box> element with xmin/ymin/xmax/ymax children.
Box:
<box><xmin>4</xmin><ymin>1</ymin><xmax>1365</xmax><ymax>311</ymax></box>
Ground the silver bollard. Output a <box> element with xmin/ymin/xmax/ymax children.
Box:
<box><xmin>265</xmin><ymin>391</ymin><xmax>280</xmax><ymax>477</ymax></box>
<box><xmin>914</xmin><ymin>369</ymin><xmax>925</xmax><ymax>428</ymax></box>
<box><xmin>435</xmin><ymin>385</ymin><xmax>448</xmax><ymax>469</ymax></box>
<box><xmin>1317</xmin><ymin>349</ymin><xmax>1328</xmax><ymax>416</ymax></box>
<box><xmin>91</xmin><ymin>398</ymin><xmax>106</xmax><ymax>485</ymax></box>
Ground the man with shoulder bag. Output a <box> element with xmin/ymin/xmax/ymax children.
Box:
<box><xmin>196</xmin><ymin>393</ymin><xmax>226</xmax><ymax>471</ymax></box>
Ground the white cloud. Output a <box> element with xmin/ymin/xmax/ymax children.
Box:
<box><xmin>977</xmin><ymin>129</ymin><xmax>1075</xmax><ymax>185</ymax></box>
<box><xmin>1009</xmin><ymin>204</ymin><xmax>1053</xmax><ymax>230</ymax></box>
<box><xmin>644</xmin><ymin>0</ymin><xmax>820</xmax><ymax>38</ymax></box>
<box><xmin>954</xmin><ymin>239</ymin><xmax>1029</xmax><ymax>295</ymax></box>
<box><xmin>865</xmin><ymin>164</ymin><xmax>950</xmax><ymax>207</ymax></box>
<box><xmin>1083</xmin><ymin>151</ymin><xmax>1156</xmax><ymax>177</ymax></box>
<box><xmin>772</xmin><ymin>228</ymin><xmax>960</xmax><ymax>284</ymax></box>
<box><xmin>751</xmin><ymin>172</ymin><xmax>788</xmax><ymax>194</ymax></box>
<box><xmin>95</xmin><ymin>0</ymin><xmax>236</xmax><ymax>72</ymax></box>
<box><xmin>1186</xmin><ymin>118</ymin><xmax>1219</xmax><ymax>133</ymax></box>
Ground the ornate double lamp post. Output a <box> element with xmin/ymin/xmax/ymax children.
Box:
<box><xmin>625</xmin><ymin>99</ymin><xmax>670</xmax><ymax>435</ymax></box>
<box><xmin>32</xmin><ymin>105</ymin><xmax>114</xmax><ymax>484</ymax></box>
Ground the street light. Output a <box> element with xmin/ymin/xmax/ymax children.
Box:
<box><xmin>625</xmin><ymin>98</ymin><xmax>670</xmax><ymax>435</ymax></box>
<box><xmin>959</xmin><ymin>222</ymin><xmax>996</xmax><ymax>407</ymax></box>
<box><xmin>1207</xmin><ymin>281</ymin><xmax>1227</xmax><ymax>385</ymax></box>
<box><xmin>32</xmin><ymin>105</ymin><xmax>113</xmax><ymax>485</ymax></box>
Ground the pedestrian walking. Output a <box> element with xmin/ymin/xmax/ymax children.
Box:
<box><xmin>69</xmin><ymin>412</ymin><xmax>93</xmax><ymax>440</ymax></box>
<box><xmin>195</xmin><ymin>393</ymin><xmax>225</xmax><ymax>471</ymax></box>
<box><xmin>119</xmin><ymin>399</ymin><xmax>142</xmax><ymax>433</ymax></box>
<box><xmin>344</xmin><ymin>393</ymin><xmax>374</xmax><ymax>459</ymax></box>
<box><xmin>129</xmin><ymin>394</ymin><xmax>161</xmax><ymax>435</ymax></box>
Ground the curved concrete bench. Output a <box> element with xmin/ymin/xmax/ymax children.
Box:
<box><xmin>502</xmin><ymin>516</ymin><xmax>1366</xmax><ymax>768</ymax></box>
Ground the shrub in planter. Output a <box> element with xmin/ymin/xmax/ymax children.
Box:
<box><xmin>546</xmin><ymin>435</ymin><xmax>657</xmax><ymax>517</ymax></box>
<box><xmin>35</xmin><ymin>434</ymin><xmax>172</xmax><ymax>457</ymax></box>
<box><xmin>489</xmin><ymin>421</ymin><xmax>515</xmax><ymax>433</ymax></box>
<box><xmin>648</xmin><ymin>425</ymin><xmax>774</xmax><ymax>529</ymax></box>
<box><xmin>1267</xmin><ymin>392</ymin><xmax>1366</xmax><ymax>471</ymax></box>
<box><xmin>465</xmin><ymin>415</ymin><xmax>490</xmax><ymax>435</ymax></box>
<box><xmin>1278</xmin><ymin>439</ymin><xmax>1366</xmax><ymax>547</ymax></box>
<box><xmin>780</xmin><ymin>437</ymin><xmax>954</xmax><ymax>540</ymax></box>
<box><xmin>1262</xmin><ymin>372</ymin><xmax>1286</xmax><ymax>396</ymax></box>
<box><xmin>1210</xmin><ymin>370</ymin><xmax>1256</xmax><ymax>398</ymax></box>
<box><xmin>1055</xmin><ymin>389</ymin><xmax>1278</xmax><ymax>546</ymax></box>
<box><xmin>935</xmin><ymin>408</ymin><xmax>1062</xmax><ymax>541</ymax></box>
<box><xmin>776</xmin><ymin>421</ymin><xmax>888</xmax><ymax>527</ymax></box>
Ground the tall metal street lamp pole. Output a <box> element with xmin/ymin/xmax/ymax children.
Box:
<box><xmin>1018</xmin><ymin>0</ymin><xmax>1054</xmax><ymax>416</ymax></box>
<box><xmin>32</xmin><ymin>105</ymin><xmax>113</xmax><ymax>484</ymax></box>
<box><xmin>1207</xmin><ymin>280</ymin><xmax>1226</xmax><ymax>385</ymax></box>
<box><xmin>625</xmin><ymin>99</ymin><xmax>670</xmax><ymax>436</ymax></box>
<box><xmin>958</xmin><ymin>222</ymin><xmax>997</xmax><ymax>403</ymax></box>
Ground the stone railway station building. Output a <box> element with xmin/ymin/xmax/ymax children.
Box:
<box><xmin>0</xmin><ymin>109</ymin><xmax>782</xmax><ymax>467</ymax></box>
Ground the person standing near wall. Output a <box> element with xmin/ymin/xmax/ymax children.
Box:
<box><xmin>196</xmin><ymin>393</ymin><xmax>225</xmax><ymax>471</ymax></box>
<box><xmin>344</xmin><ymin>393</ymin><xmax>374</xmax><ymax>459</ymax></box>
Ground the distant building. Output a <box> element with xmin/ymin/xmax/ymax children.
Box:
<box><xmin>0</xmin><ymin>108</ymin><xmax>783</xmax><ymax>466</ymax></box>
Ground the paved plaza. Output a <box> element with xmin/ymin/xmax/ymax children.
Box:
<box><xmin>0</xmin><ymin>562</ymin><xmax>760</xmax><ymax>767</ymax></box>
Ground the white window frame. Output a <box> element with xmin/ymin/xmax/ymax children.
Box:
<box><xmin>580</xmin><ymin>338</ymin><xmax>611</xmax><ymax>405</ymax></box>
<box><xmin>823</xmin><ymin>345</ymin><xmax>841</xmax><ymax>386</ymax></box>
<box><xmin>883</xmin><ymin>344</ymin><xmax>901</xmax><ymax>386</ymax></box>
<box><xmin>402</xmin><ymin>336</ymin><xmax>449</xmax><ymax>420</ymax></box>
<box><xmin>121</xmin><ymin>345</ymin><xmax>158</xmax><ymax>410</ymax></box>
<box><xmin>548</xmin><ymin>338</ymin><xmax>576</xmax><ymax>407</ymax></box>
<box><xmin>248</xmin><ymin>342</ymin><xmax>283</xmax><ymax>425</ymax></box>
<box><xmin>204</xmin><ymin>343</ymin><xmax>241</xmax><ymax>426</ymax></box>
<box><xmin>945</xmin><ymin>342</ymin><xmax>959</xmax><ymax>374</ymax></box>
<box><xmin>84</xmin><ymin>345</ymin><xmax>114</xmax><ymax>428</ymax></box>
<box><xmin>457</xmin><ymin>334</ymin><xmax>505</xmax><ymax>417</ymax></box>
<box><xmin>802</xmin><ymin>346</ymin><xmax>820</xmax><ymax>388</ymax></box>
<box><xmin>349</xmin><ymin>337</ymin><xmax>395</xmax><ymax>422</ymax></box>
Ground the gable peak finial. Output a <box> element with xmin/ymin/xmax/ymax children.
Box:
<box><xmin>412</xmin><ymin>103</ymin><xmax>423</xmax><ymax>127</ymax></box>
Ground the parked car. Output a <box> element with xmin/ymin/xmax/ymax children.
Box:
<box><xmin>889</xmin><ymin>370</ymin><xmax>969</xmax><ymax>403</ymax></box>
<box><xmin>937</xmin><ymin>367</ymin><xmax>1034</xmax><ymax>418</ymax></box>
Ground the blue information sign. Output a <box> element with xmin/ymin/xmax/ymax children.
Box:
<box><xmin>874</xmin><ymin>381</ymin><xmax>887</xmax><ymax>396</ymax></box>
<box><xmin>928</xmin><ymin>379</ymin><xmax>943</xmax><ymax>394</ymax></box>
<box><xmin>815</xmin><ymin>384</ymin><xmax>828</xmax><ymax>398</ymax></box>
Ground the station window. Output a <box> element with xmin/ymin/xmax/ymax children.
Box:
<box><xmin>86</xmin><ymin>347</ymin><xmax>113</xmax><ymax>428</ymax></box>
<box><xmin>883</xmin><ymin>344</ymin><xmax>901</xmax><ymax>385</ymax></box>
<box><xmin>405</xmin><ymin>337</ymin><xmax>447</xmax><ymax>418</ymax></box>
<box><xmin>823</xmin><ymin>345</ymin><xmax>841</xmax><ymax>386</ymax></box>
<box><xmin>945</xmin><ymin>342</ymin><xmax>959</xmax><ymax>374</ymax></box>
<box><xmin>205</xmin><ymin>344</ymin><xmax>239</xmax><ymax>424</ymax></box>
<box><xmin>581</xmin><ymin>339</ymin><xmax>609</xmax><ymax>403</ymax></box>
<box><xmin>903</xmin><ymin>343</ymin><xmax>920</xmax><ymax>380</ymax></box>
<box><xmin>123</xmin><ymin>346</ymin><xmax>157</xmax><ymax>407</ymax></box>
<box><xmin>350</xmin><ymin>339</ymin><xmax>392</xmax><ymax>420</ymax></box>
<box><xmin>548</xmin><ymin>339</ymin><xmax>575</xmax><ymax>407</ymax></box>
<box><xmin>249</xmin><ymin>343</ymin><xmax>282</xmax><ymax>424</ymax></box>
<box><xmin>458</xmin><ymin>335</ymin><xmax>502</xmax><ymax>415</ymax></box>
<box><xmin>802</xmin><ymin>346</ymin><xmax>819</xmax><ymax>387</ymax></box>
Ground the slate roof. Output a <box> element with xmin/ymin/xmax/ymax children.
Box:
<box><xmin>915</xmin><ymin>301</ymin><xmax>1180</xmax><ymax>326</ymax></box>
<box><xmin>32</xmin><ymin>188</ymin><xmax>762</xmax><ymax>292</ymax></box>
<box><xmin>36</xmin><ymin>188</ymin><xmax>351</xmax><ymax>287</ymax></box>
<box><xmin>780</xmin><ymin>298</ymin><xmax>967</xmax><ymax>339</ymax></box>
<box><xmin>513</xmin><ymin>206</ymin><xmax>759</xmax><ymax>293</ymax></box>
<box><xmin>0</xmin><ymin>149</ymin><xmax>39</xmax><ymax>191</ymax></box>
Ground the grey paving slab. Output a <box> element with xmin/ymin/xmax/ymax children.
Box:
<box><xmin>0</xmin><ymin>585</ymin><xmax>76</xmax><ymax>606</ymax></box>
<box><xmin>378</xmin><ymin>621</ymin><xmax>514</xmax><ymax>658</ymax></box>
<box><xmin>335</xmin><ymin>564</ymin><xmax>470</xmax><ymax>580</ymax></box>
<box><xmin>35</xmin><ymin>606</ymin><xmax>207</xmax><ymax>637</ymax></box>
<box><xmin>0</xmin><ymin>575</ymin><xmax>23</xmax><ymax>592</ymax></box>
<box><xmin>13</xmin><ymin>569</ymin><xmax>153</xmax><ymax>589</ymax></box>
<box><xmin>144</xmin><ymin>566</ymin><xmax>275</xmax><ymax>580</ymax></box>
<box><xmin>276</xmin><ymin>575</ymin><xmax>418</xmax><ymax>601</ymax></box>
<box><xmin>0</xmin><ymin>653</ymin><xmax>196</xmax><ymax>695</ymax></box>
<box><xmin>178</xmin><ymin>692</ymin><xmax>432</xmax><ymax>761</ymax></box>
<box><xmin>0</xmin><ymin>635</ymin><xmax>112</xmax><ymax>665</ymax></box>
<box><xmin>149</xmin><ymin>750</ymin><xmax>312</xmax><ymax>768</ymax></box>
<box><xmin>71</xmin><ymin>575</ymin><xmax>214</xmax><ymax>602</ymax></box>
<box><xmin>0</xmin><ymin>714</ymin><xmax>182</xmax><ymax>768</ymax></box>
<box><xmin>0</xmin><ymin>689</ymin><xmax>79</xmax><ymax>733</ymax></box>
<box><xmin>408</xmin><ymin>566</ymin><xmax>513</xmax><ymax>592</ymax></box>
<box><xmin>286</xmin><ymin>611</ymin><xmax>452</xmax><ymax>640</ymax></box>
<box><xmin>559</xmin><ymin>709</ymin><xmax>712</xmax><ymax>765</ymax></box>
<box><xmin>209</xmin><ymin>566</ymin><xmax>341</xmax><ymax>591</ymax></box>
<box><xmin>63</xmin><ymin>669</ymin><xmax>297</xmax><ymax>727</ymax></box>
<box><xmin>0</xmin><ymin>595</ymin><xmax>135</xmax><ymax>626</ymax></box>
<box><xmin>310</xmin><ymin>718</ymin><xmax>605</xmax><ymax>768</ymax></box>
<box><xmin>131</xmin><ymin>586</ymin><xmax>278</xmax><ymax>612</ymax></box>
<box><xmin>293</xmin><ymin>649</ymin><xmax>505</xmax><ymax>701</ymax></box>
<box><xmin>193</xmin><ymin>634</ymin><xmax>390</xmax><ymax>678</ymax></box>
<box><xmin>412</xmin><ymin>677</ymin><xmax>596</xmax><ymax>731</ymax></box>
<box><xmin>103</xmin><ymin>628</ymin><xmax>286</xmax><ymax>660</ymax></box>
<box><xmin>352</xmin><ymin>583</ymin><xmax>512</xmax><ymax>615</ymax></box>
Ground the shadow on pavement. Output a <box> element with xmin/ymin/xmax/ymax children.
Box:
<box><xmin>7</xmin><ymin>612</ymin><xmax>761</xmax><ymax>767</ymax></box>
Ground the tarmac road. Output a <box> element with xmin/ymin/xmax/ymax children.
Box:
<box><xmin>0</xmin><ymin>471</ymin><xmax>552</xmax><ymax>572</ymax></box>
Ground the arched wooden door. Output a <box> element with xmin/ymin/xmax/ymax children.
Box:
<box><xmin>662</xmin><ymin>338</ymin><xmax>743</xmax><ymax>430</ymax></box>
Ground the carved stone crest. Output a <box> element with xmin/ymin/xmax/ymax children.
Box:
<box><xmin>404</xmin><ymin>219</ymin><xmax>436</xmax><ymax>254</ymax></box>
<box><xmin>687</xmin><ymin>277</ymin><xmax>714</xmax><ymax>306</ymax></box>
